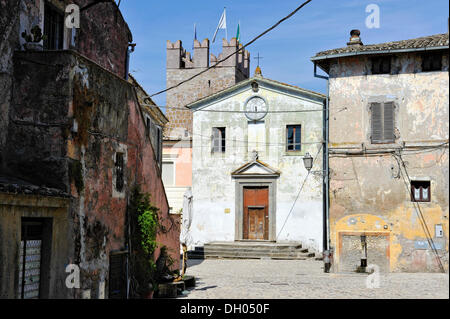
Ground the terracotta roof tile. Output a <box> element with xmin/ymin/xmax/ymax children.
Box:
<box><xmin>313</xmin><ymin>33</ymin><xmax>449</xmax><ymax>59</ymax></box>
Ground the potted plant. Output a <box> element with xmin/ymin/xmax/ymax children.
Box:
<box><xmin>22</xmin><ymin>25</ymin><xmax>46</xmax><ymax>51</ymax></box>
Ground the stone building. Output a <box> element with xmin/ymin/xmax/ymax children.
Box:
<box><xmin>162</xmin><ymin>38</ymin><xmax>250</xmax><ymax>214</ymax></box>
<box><xmin>0</xmin><ymin>0</ymin><xmax>179</xmax><ymax>299</ymax></box>
<box><xmin>187</xmin><ymin>68</ymin><xmax>326</xmax><ymax>256</ymax></box>
<box><xmin>311</xmin><ymin>31</ymin><xmax>449</xmax><ymax>272</ymax></box>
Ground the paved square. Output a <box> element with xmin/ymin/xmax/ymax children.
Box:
<box><xmin>181</xmin><ymin>259</ymin><xmax>449</xmax><ymax>299</ymax></box>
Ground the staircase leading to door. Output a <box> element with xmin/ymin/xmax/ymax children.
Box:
<box><xmin>187</xmin><ymin>241</ymin><xmax>319</xmax><ymax>260</ymax></box>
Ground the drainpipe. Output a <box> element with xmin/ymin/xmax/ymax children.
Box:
<box><xmin>314</xmin><ymin>63</ymin><xmax>331</xmax><ymax>273</ymax></box>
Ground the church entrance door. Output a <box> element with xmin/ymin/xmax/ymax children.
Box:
<box><xmin>243</xmin><ymin>187</ymin><xmax>269</xmax><ymax>240</ymax></box>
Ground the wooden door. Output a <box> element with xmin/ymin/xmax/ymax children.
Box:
<box><xmin>243</xmin><ymin>187</ymin><xmax>269</xmax><ymax>240</ymax></box>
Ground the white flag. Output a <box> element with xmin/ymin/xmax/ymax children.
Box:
<box><xmin>212</xmin><ymin>8</ymin><xmax>227</xmax><ymax>43</ymax></box>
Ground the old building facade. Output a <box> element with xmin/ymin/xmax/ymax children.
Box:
<box><xmin>0</xmin><ymin>0</ymin><xmax>179</xmax><ymax>299</ymax></box>
<box><xmin>162</xmin><ymin>38</ymin><xmax>250</xmax><ymax>214</ymax></box>
<box><xmin>312</xmin><ymin>32</ymin><xmax>449</xmax><ymax>272</ymax></box>
<box><xmin>188</xmin><ymin>70</ymin><xmax>325</xmax><ymax>252</ymax></box>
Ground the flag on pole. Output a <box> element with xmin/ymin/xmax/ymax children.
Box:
<box><xmin>236</xmin><ymin>21</ymin><xmax>240</xmax><ymax>43</ymax></box>
<box><xmin>212</xmin><ymin>8</ymin><xmax>227</xmax><ymax>43</ymax></box>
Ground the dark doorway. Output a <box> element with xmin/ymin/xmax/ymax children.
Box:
<box><xmin>108</xmin><ymin>251</ymin><xmax>128</xmax><ymax>299</ymax></box>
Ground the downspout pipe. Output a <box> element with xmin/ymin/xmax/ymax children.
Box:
<box><xmin>314</xmin><ymin>63</ymin><xmax>331</xmax><ymax>273</ymax></box>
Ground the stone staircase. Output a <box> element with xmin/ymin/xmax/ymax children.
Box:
<box><xmin>187</xmin><ymin>241</ymin><xmax>318</xmax><ymax>260</ymax></box>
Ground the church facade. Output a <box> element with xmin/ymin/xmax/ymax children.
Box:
<box><xmin>188</xmin><ymin>69</ymin><xmax>326</xmax><ymax>252</ymax></box>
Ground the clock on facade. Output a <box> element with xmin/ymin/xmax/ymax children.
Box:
<box><xmin>244</xmin><ymin>96</ymin><xmax>268</xmax><ymax>121</ymax></box>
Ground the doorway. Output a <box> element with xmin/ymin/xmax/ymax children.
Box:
<box><xmin>18</xmin><ymin>218</ymin><xmax>52</xmax><ymax>299</ymax></box>
<box><xmin>243</xmin><ymin>187</ymin><xmax>269</xmax><ymax>240</ymax></box>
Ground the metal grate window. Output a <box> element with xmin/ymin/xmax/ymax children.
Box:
<box><xmin>371</xmin><ymin>102</ymin><xmax>395</xmax><ymax>144</ymax></box>
<box><xmin>115</xmin><ymin>153</ymin><xmax>124</xmax><ymax>192</ymax></box>
<box><xmin>286</xmin><ymin>125</ymin><xmax>301</xmax><ymax>151</ymax></box>
<box><xmin>18</xmin><ymin>220</ymin><xmax>43</xmax><ymax>299</ymax></box>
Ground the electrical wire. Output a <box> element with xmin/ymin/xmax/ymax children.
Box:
<box><xmin>149</xmin><ymin>0</ymin><xmax>313</xmax><ymax>98</ymax></box>
<box><xmin>165</xmin><ymin>131</ymin><xmax>323</xmax><ymax>148</ymax></box>
<box><xmin>392</xmin><ymin>152</ymin><xmax>446</xmax><ymax>273</ymax></box>
<box><xmin>276</xmin><ymin>143</ymin><xmax>323</xmax><ymax>240</ymax></box>
<box><xmin>142</xmin><ymin>103</ymin><xmax>324</xmax><ymax>114</ymax></box>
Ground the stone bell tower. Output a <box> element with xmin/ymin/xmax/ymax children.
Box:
<box><xmin>165</xmin><ymin>38</ymin><xmax>250</xmax><ymax>137</ymax></box>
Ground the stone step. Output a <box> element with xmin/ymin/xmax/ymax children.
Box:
<box><xmin>203</xmin><ymin>242</ymin><xmax>302</xmax><ymax>250</ymax></box>
<box><xmin>202</xmin><ymin>248</ymin><xmax>308</xmax><ymax>254</ymax></box>
<box><xmin>202</xmin><ymin>250</ymin><xmax>315</xmax><ymax>258</ymax></box>
<box><xmin>188</xmin><ymin>241</ymin><xmax>317</xmax><ymax>260</ymax></box>
<box><xmin>202</xmin><ymin>254</ymin><xmax>310</xmax><ymax>260</ymax></box>
<box><xmin>203</xmin><ymin>248</ymin><xmax>312</xmax><ymax>256</ymax></box>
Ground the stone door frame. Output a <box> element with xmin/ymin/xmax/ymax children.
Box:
<box><xmin>234</xmin><ymin>177</ymin><xmax>277</xmax><ymax>242</ymax></box>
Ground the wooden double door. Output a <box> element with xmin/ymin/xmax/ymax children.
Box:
<box><xmin>243</xmin><ymin>187</ymin><xmax>269</xmax><ymax>240</ymax></box>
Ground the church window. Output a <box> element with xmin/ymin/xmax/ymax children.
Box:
<box><xmin>212</xmin><ymin>127</ymin><xmax>226</xmax><ymax>153</ymax></box>
<box><xmin>286</xmin><ymin>125</ymin><xmax>301</xmax><ymax>151</ymax></box>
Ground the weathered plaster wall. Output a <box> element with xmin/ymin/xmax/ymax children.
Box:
<box><xmin>328</xmin><ymin>52</ymin><xmax>449</xmax><ymax>272</ymax></box>
<box><xmin>76</xmin><ymin>0</ymin><xmax>132</xmax><ymax>78</ymax></box>
<box><xmin>1</xmin><ymin>0</ymin><xmax>131</xmax><ymax>164</ymax></box>
<box><xmin>191</xmin><ymin>82</ymin><xmax>324</xmax><ymax>251</ymax></box>
<box><xmin>3</xmin><ymin>51</ymin><xmax>179</xmax><ymax>298</ymax></box>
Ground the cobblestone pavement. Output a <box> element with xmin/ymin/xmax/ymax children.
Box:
<box><xmin>181</xmin><ymin>259</ymin><xmax>449</xmax><ymax>299</ymax></box>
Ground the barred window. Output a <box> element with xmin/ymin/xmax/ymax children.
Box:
<box><xmin>371</xmin><ymin>102</ymin><xmax>395</xmax><ymax>144</ymax></box>
<box><xmin>43</xmin><ymin>2</ymin><xmax>64</xmax><ymax>50</ymax></box>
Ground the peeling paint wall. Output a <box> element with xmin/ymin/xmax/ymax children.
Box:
<box><xmin>191</xmin><ymin>81</ymin><xmax>324</xmax><ymax>252</ymax></box>
<box><xmin>1</xmin><ymin>50</ymin><xmax>179</xmax><ymax>298</ymax></box>
<box><xmin>327</xmin><ymin>51</ymin><xmax>449</xmax><ymax>272</ymax></box>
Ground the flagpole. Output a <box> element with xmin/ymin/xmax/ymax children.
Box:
<box><xmin>224</xmin><ymin>7</ymin><xmax>227</xmax><ymax>40</ymax></box>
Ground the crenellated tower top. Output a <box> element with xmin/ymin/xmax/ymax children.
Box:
<box><xmin>166</xmin><ymin>38</ymin><xmax>250</xmax><ymax>77</ymax></box>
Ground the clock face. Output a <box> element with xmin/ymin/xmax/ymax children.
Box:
<box><xmin>245</xmin><ymin>96</ymin><xmax>268</xmax><ymax>121</ymax></box>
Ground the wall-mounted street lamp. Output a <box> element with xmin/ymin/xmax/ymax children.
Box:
<box><xmin>303</xmin><ymin>152</ymin><xmax>314</xmax><ymax>172</ymax></box>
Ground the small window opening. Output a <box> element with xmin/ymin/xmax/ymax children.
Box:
<box><xmin>411</xmin><ymin>180</ymin><xmax>431</xmax><ymax>202</ymax></box>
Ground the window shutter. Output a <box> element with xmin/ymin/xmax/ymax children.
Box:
<box><xmin>371</xmin><ymin>103</ymin><xmax>383</xmax><ymax>143</ymax></box>
<box><xmin>383</xmin><ymin>102</ymin><xmax>395</xmax><ymax>142</ymax></box>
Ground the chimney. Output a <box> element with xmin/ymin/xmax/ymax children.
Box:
<box><xmin>347</xmin><ymin>29</ymin><xmax>363</xmax><ymax>46</ymax></box>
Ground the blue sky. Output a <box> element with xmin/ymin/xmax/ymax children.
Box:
<box><xmin>120</xmin><ymin>0</ymin><xmax>449</xmax><ymax>106</ymax></box>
